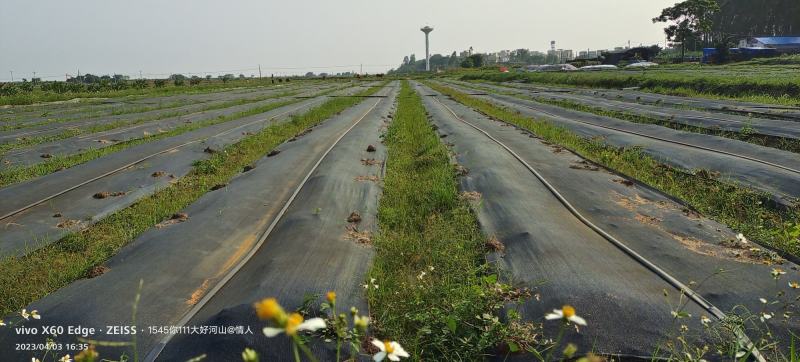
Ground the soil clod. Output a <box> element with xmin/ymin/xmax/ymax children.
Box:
<box><xmin>40</xmin><ymin>153</ymin><xmax>52</xmax><ymax>158</ymax></box>
<box><xmin>151</xmin><ymin>171</ymin><xmax>167</xmax><ymax>178</ymax></box>
<box><xmin>366</xmin><ymin>145</ymin><xmax>377</xmax><ymax>152</ymax></box>
<box><xmin>347</xmin><ymin>211</ymin><xmax>362</xmax><ymax>223</ymax></box>
<box><xmin>613</xmin><ymin>178</ymin><xmax>635</xmax><ymax>187</ymax></box>
<box><xmin>52</xmin><ymin>213</ymin><xmax>62</xmax><ymax>218</ymax></box>
<box><xmin>93</xmin><ymin>191</ymin><xmax>126</xmax><ymax>199</ymax></box>
<box><xmin>486</xmin><ymin>235</ymin><xmax>506</xmax><ymax>252</ymax></box>
<box><xmin>87</xmin><ymin>265</ymin><xmax>109</xmax><ymax>278</ymax></box>
<box><xmin>243</xmin><ymin>165</ymin><xmax>256</xmax><ymax>172</ymax></box>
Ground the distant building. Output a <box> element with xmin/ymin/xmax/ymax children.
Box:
<box><xmin>738</xmin><ymin>37</ymin><xmax>800</xmax><ymax>53</ymax></box>
<box><xmin>498</xmin><ymin>50</ymin><xmax>511</xmax><ymax>63</ymax></box>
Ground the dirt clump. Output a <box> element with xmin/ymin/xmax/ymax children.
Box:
<box><xmin>569</xmin><ymin>160</ymin><xmax>600</xmax><ymax>171</ymax></box>
<box><xmin>613</xmin><ymin>178</ymin><xmax>635</xmax><ymax>187</ymax></box>
<box><xmin>93</xmin><ymin>191</ymin><xmax>126</xmax><ymax>199</ymax></box>
<box><xmin>486</xmin><ymin>235</ymin><xmax>506</xmax><ymax>252</ymax></box>
<box><xmin>355</xmin><ymin>175</ymin><xmax>380</xmax><ymax>182</ymax></box>
<box><xmin>41</xmin><ymin>153</ymin><xmax>52</xmax><ymax>158</ymax></box>
<box><xmin>345</xmin><ymin>224</ymin><xmax>372</xmax><ymax>245</ymax></box>
<box><xmin>52</xmin><ymin>213</ymin><xmax>62</xmax><ymax>218</ymax></box>
<box><xmin>87</xmin><ymin>265</ymin><xmax>109</xmax><ymax>278</ymax></box>
<box><xmin>56</xmin><ymin>219</ymin><xmax>81</xmax><ymax>229</ymax></box>
<box><xmin>243</xmin><ymin>165</ymin><xmax>256</xmax><ymax>172</ymax></box>
<box><xmin>347</xmin><ymin>211</ymin><xmax>362</xmax><ymax>223</ymax></box>
<box><xmin>360</xmin><ymin>158</ymin><xmax>382</xmax><ymax>166</ymax></box>
<box><xmin>156</xmin><ymin>213</ymin><xmax>190</xmax><ymax>228</ymax></box>
<box><xmin>151</xmin><ymin>171</ymin><xmax>167</xmax><ymax>177</ymax></box>
<box><xmin>460</xmin><ymin>191</ymin><xmax>482</xmax><ymax>202</ymax></box>
<box><xmin>366</xmin><ymin>145</ymin><xmax>377</xmax><ymax>152</ymax></box>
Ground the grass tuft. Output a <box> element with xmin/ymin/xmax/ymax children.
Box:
<box><xmin>367</xmin><ymin>81</ymin><xmax>512</xmax><ymax>360</ymax></box>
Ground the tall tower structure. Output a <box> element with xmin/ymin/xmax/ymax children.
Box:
<box><xmin>421</xmin><ymin>26</ymin><xmax>434</xmax><ymax>71</ymax></box>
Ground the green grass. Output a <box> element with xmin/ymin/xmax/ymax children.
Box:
<box><xmin>0</xmin><ymin>78</ymin><xmax>311</xmax><ymax>106</ymax></box>
<box><xmin>366</xmin><ymin>81</ymin><xmax>516</xmax><ymax>360</ymax></box>
<box><xmin>449</xmin><ymin>80</ymin><xmax>800</xmax><ymax>155</ymax></box>
<box><xmin>0</xmin><ymin>86</ymin><xmax>354</xmax><ymax>188</ymax></box>
<box><xmin>0</xmin><ymin>83</ymin><xmax>386</xmax><ymax>316</ymax></box>
<box><xmin>427</xmin><ymin>81</ymin><xmax>800</xmax><ymax>260</ymax></box>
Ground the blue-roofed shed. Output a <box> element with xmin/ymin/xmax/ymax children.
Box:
<box><xmin>739</xmin><ymin>37</ymin><xmax>800</xmax><ymax>52</ymax></box>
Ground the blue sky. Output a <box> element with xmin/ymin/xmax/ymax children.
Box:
<box><xmin>1</xmin><ymin>0</ymin><xmax>676</xmax><ymax>80</ymax></box>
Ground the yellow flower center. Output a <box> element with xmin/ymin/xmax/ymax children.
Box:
<box><xmin>254</xmin><ymin>298</ymin><xmax>285</xmax><ymax>321</ymax></box>
<box><xmin>285</xmin><ymin>313</ymin><xmax>304</xmax><ymax>336</ymax></box>
<box><xmin>326</xmin><ymin>291</ymin><xmax>337</xmax><ymax>303</ymax></box>
<box><xmin>562</xmin><ymin>305</ymin><xmax>576</xmax><ymax>318</ymax></box>
<box><xmin>384</xmin><ymin>340</ymin><xmax>395</xmax><ymax>354</ymax></box>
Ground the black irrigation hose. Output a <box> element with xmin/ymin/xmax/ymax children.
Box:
<box><xmin>427</xmin><ymin>89</ymin><xmax>766</xmax><ymax>362</ymax></box>
<box><xmin>144</xmin><ymin>97</ymin><xmax>384</xmax><ymax>362</ymax></box>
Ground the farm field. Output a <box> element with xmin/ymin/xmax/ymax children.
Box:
<box><xmin>0</xmin><ymin>74</ymin><xmax>798</xmax><ymax>362</ymax></box>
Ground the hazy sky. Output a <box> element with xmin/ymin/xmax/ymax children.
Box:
<box><xmin>1</xmin><ymin>0</ymin><xmax>677</xmax><ymax>81</ymax></box>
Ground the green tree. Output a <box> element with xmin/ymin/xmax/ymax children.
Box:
<box><xmin>653</xmin><ymin>0</ymin><xmax>720</xmax><ymax>61</ymax></box>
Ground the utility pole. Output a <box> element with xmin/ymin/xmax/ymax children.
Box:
<box><xmin>258</xmin><ymin>64</ymin><xmax>262</xmax><ymax>79</ymax></box>
<box><xmin>9</xmin><ymin>70</ymin><xmax>13</xmax><ymax>82</ymax></box>
<box><xmin>360</xmin><ymin>64</ymin><xmax>363</xmax><ymax>75</ymax></box>
<box><xmin>139</xmin><ymin>70</ymin><xmax>143</xmax><ymax>80</ymax></box>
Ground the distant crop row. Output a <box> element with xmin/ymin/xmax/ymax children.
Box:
<box><xmin>461</xmin><ymin>69</ymin><xmax>800</xmax><ymax>101</ymax></box>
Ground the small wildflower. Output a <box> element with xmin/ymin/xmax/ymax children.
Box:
<box><xmin>680</xmin><ymin>324</ymin><xmax>689</xmax><ymax>332</ymax></box>
<box><xmin>241</xmin><ymin>348</ymin><xmax>259</xmax><ymax>362</ymax></box>
<box><xmin>700</xmin><ymin>315</ymin><xmax>711</xmax><ymax>327</ymax></box>
<box><xmin>350</xmin><ymin>307</ymin><xmax>359</xmax><ymax>316</ymax></box>
<box><xmin>32</xmin><ymin>358</ymin><xmax>41</xmax><ymax>362</ymax></box>
<box><xmin>736</xmin><ymin>233</ymin><xmax>748</xmax><ymax>244</ymax></box>
<box><xmin>326</xmin><ymin>291</ymin><xmax>336</xmax><ymax>304</ymax></box>
<box><xmin>371</xmin><ymin>339</ymin><xmax>410</xmax><ymax>361</ymax></box>
<box><xmin>760</xmin><ymin>312</ymin><xmax>774</xmax><ymax>322</ymax></box>
<box><xmin>759</xmin><ymin>298</ymin><xmax>768</xmax><ymax>304</ymax></box>
<box><xmin>354</xmin><ymin>315</ymin><xmax>370</xmax><ymax>330</ymax></box>
<box><xmin>545</xmin><ymin>305</ymin><xmax>587</xmax><ymax>326</ymax></box>
<box><xmin>263</xmin><ymin>313</ymin><xmax>326</xmax><ymax>337</ymax></box>
<box><xmin>59</xmin><ymin>355</ymin><xmax>72</xmax><ymax>362</ymax></box>
<box><xmin>789</xmin><ymin>281</ymin><xmax>799</xmax><ymax>289</ymax></box>
<box><xmin>771</xmin><ymin>268</ymin><xmax>786</xmax><ymax>279</ymax></box>
<box><xmin>428</xmin><ymin>266</ymin><xmax>434</xmax><ymax>271</ymax></box>
<box><xmin>254</xmin><ymin>298</ymin><xmax>285</xmax><ymax>321</ymax></box>
<box><xmin>0</xmin><ymin>319</ymin><xmax>5</xmax><ymax>326</ymax></box>
<box><xmin>417</xmin><ymin>271</ymin><xmax>426</xmax><ymax>280</ymax></box>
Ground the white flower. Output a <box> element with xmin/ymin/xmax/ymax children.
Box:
<box><xmin>700</xmin><ymin>315</ymin><xmax>711</xmax><ymax>327</ymax></box>
<box><xmin>545</xmin><ymin>305</ymin><xmax>587</xmax><ymax>326</ymax></box>
<box><xmin>21</xmin><ymin>309</ymin><xmax>30</xmax><ymax>320</ymax></box>
<box><xmin>736</xmin><ymin>233</ymin><xmax>748</xmax><ymax>244</ymax></box>
<box><xmin>760</xmin><ymin>312</ymin><xmax>774</xmax><ymax>322</ymax></box>
<box><xmin>0</xmin><ymin>319</ymin><xmax>5</xmax><ymax>326</ymax></box>
<box><xmin>417</xmin><ymin>271</ymin><xmax>426</xmax><ymax>280</ymax></box>
<box><xmin>771</xmin><ymin>268</ymin><xmax>786</xmax><ymax>279</ymax></box>
<box><xmin>263</xmin><ymin>313</ymin><xmax>326</xmax><ymax>337</ymax></box>
<box><xmin>759</xmin><ymin>298</ymin><xmax>768</xmax><ymax>304</ymax></box>
<box><xmin>59</xmin><ymin>354</ymin><xmax>72</xmax><ymax>362</ymax></box>
<box><xmin>31</xmin><ymin>358</ymin><xmax>41</xmax><ymax>362</ymax></box>
<box><xmin>371</xmin><ymin>339</ymin><xmax>410</xmax><ymax>361</ymax></box>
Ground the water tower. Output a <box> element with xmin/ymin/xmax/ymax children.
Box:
<box><xmin>421</xmin><ymin>26</ymin><xmax>434</xmax><ymax>71</ymax></box>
